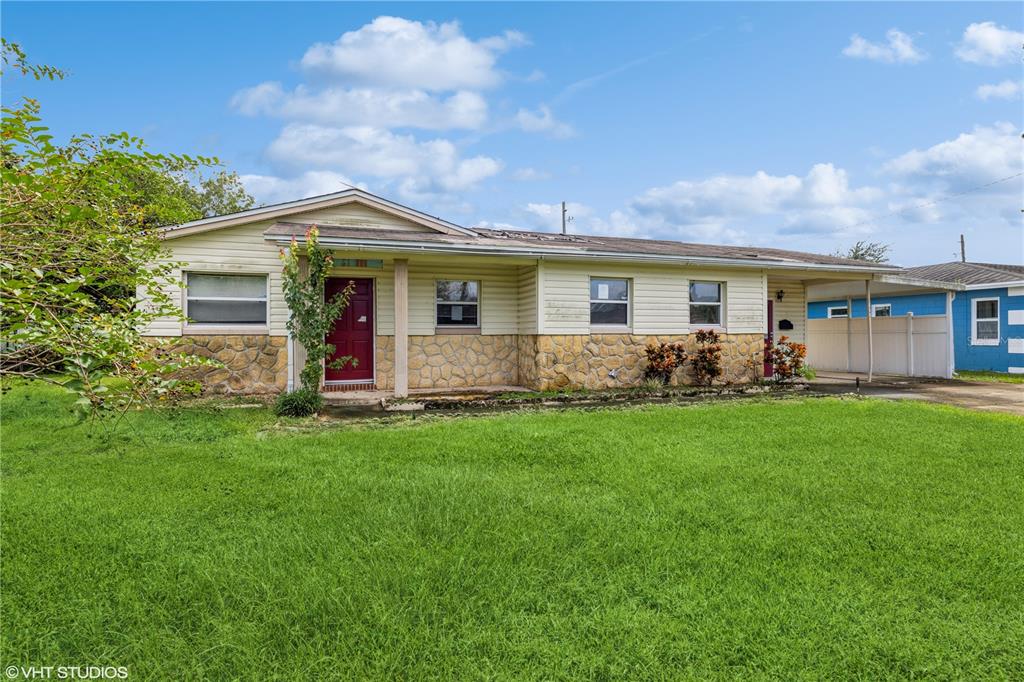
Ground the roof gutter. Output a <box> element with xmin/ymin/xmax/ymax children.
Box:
<box><xmin>874</xmin><ymin>273</ymin><xmax>966</xmax><ymax>291</ymax></box>
<box><xmin>964</xmin><ymin>280</ymin><xmax>1024</xmax><ymax>290</ymax></box>
<box><xmin>265</xmin><ymin>234</ymin><xmax>904</xmax><ymax>275</ymax></box>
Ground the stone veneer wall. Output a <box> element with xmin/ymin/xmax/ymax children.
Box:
<box><xmin>407</xmin><ymin>334</ymin><xmax>518</xmax><ymax>389</ymax></box>
<box><xmin>527</xmin><ymin>333</ymin><xmax>763</xmax><ymax>390</ymax></box>
<box><xmin>157</xmin><ymin>335</ymin><xmax>288</xmax><ymax>394</ymax></box>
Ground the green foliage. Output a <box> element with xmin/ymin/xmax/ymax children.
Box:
<box><xmin>5</xmin><ymin>382</ymin><xmax>1024</xmax><ymax>679</ymax></box>
<box><xmin>280</xmin><ymin>226</ymin><xmax>356</xmax><ymax>391</ymax></box>
<box><xmin>1</xmin><ymin>38</ymin><xmax>66</xmax><ymax>81</ymax></box>
<box><xmin>0</xmin><ymin>49</ymin><xmax>221</xmax><ymax>416</ymax></box>
<box><xmin>833</xmin><ymin>240</ymin><xmax>891</xmax><ymax>263</ymax></box>
<box><xmin>799</xmin><ymin>365</ymin><xmax>817</xmax><ymax>381</ymax></box>
<box><xmin>643</xmin><ymin>341</ymin><xmax>688</xmax><ymax>384</ymax></box>
<box><xmin>691</xmin><ymin>329</ymin><xmax>723</xmax><ymax>386</ymax></box>
<box><xmin>119</xmin><ymin>165</ymin><xmax>255</xmax><ymax>228</ymax></box>
<box><xmin>273</xmin><ymin>387</ymin><xmax>324</xmax><ymax>417</ymax></box>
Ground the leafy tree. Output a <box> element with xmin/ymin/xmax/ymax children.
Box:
<box><xmin>280</xmin><ymin>226</ymin><xmax>356</xmax><ymax>392</ymax></box>
<box><xmin>1</xmin><ymin>46</ymin><xmax>218</xmax><ymax>416</ymax></box>
<box><xmin>833</xmin><ymin>241</ymin><xmax>891</xmax><ymax>263</ymax></box>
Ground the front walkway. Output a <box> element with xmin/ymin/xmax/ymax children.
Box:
<box><xmin>811</xmin><ymin>373</ymin><xmax>1024</xmax><ymax>416</ymax></box>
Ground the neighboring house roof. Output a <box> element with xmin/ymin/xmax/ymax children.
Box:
<box><xmin>903</xmin><ymin>262</ymin><xmax>1024</xmax><ymax>288</ymax></box>
<box><xmin>263</xmin><ymin>221</ymin><xmax>901</xmax><ymax>273</ymax></box>
<box><xmin>161</xmin><ymin>188</ymin><xmax>477</xmax><ymax>239</ymax></box>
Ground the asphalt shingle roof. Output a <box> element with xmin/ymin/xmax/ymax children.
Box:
<box><xmin>902</xmin><ymin>262</ymin><xmax>1024</xmax><ymax>286</ymax></box>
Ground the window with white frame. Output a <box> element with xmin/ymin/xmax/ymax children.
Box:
<box><xmin>436</xmin><ymin>280</ymin><xmax>479</xmax><ymax>327</ymax></box>
<box><xmin>872</xmin><ymin>304</ymin><xmax>892</xmax><ymax>317</ymax></box>
<box><xmin>185</xmin><ymin>273</ymin><xmax>267</xmax><ymax>325</ymax></box>
<box><xmin>972</xmin><ymin>298</ymin><xmax>999</xmax><ymax>345</ymax></box>
<box><xmin>590</xmin><ymin>278</ymin><xmax>630</xmax><ymax>327</ymax></box>
<box><xmin>827</xmin><ymin>305</ymin><xmax>849</xmax><ymax>319</ymax></box>
<box><xmin>689</xmin><ymin>282</ymin><xmax>723</xmax><ymax>326</ymax></box>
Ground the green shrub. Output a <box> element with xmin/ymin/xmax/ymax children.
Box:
<box><xmin>273</xmin><ymin>388</ymin><xmax>322</xmax><ymax>417</ymax></box>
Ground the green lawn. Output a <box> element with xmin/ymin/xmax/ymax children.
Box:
<box><xmin>2</xmin><ymin>384</ymin><xmax>1023</xmax><ymax>680</ymax></box>
<box><xmin>955</xmin><ymin>369</ymin><xmax>1024</xmax><ymax>384</ymax></box>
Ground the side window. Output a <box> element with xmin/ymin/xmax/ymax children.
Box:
<box><xmin>436</xmin><ymin>280</ymin><xmax>480</xmax><ymax>328</ymax></box>
<box><xmin>185</xmin><ymin>273</ymin><xmax>268</xmax><ymax>325</ymax></box>
<box><xmin>972</xmin><ymin>298</ymin><xmax>999</xmax><ymax>345</ymax></box>
<box><xmin>689</xmin><ymin>282</ymin><xmax>723</xmax><ymax>326</ymax></box>
<box><xmin>589</xmin><ymin>278</ymin><xmax>630</xmax><ymax>327</ymax></box>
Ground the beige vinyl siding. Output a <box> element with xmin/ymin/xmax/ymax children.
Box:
<box><xmin>142</xmin><ymin>221</ymin><xmax>286</xmax><ymax>336</ymax></box>
<box><xmin>408</xmin><ymin>262</ymin><xmax>520</xmax><ymax>335</ymax></box>
<box><xmin>517</xmin><ymin>265</ymin><xmax>539</xmax><ymax>334</ymax></box>
<box><xmin>293</xmin><ymin>203</ymin><xmax>434</xmax><ymax>232</ymax></box>
<box><xmin>767</xmin><ymin>278</ymin><xmax>806</xmax><ymax>344</ymax></box>
<box><xmin>540</xmin><ymin>260</ymin><xmax>765</xmax><ymax>335</ymax></box>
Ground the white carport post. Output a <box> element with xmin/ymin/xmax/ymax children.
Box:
<box><xmin>394</xmin><ymin>258</ymin><xmax>409</xmax><ymax>398</ymax></box>
<box><xmin>845</xmin><ymin>295</ymin><xmax>853</xmax><ymax>372</ymax></box>
<box><xmin>865</xmin><ymin>279</ymin><xmax>874</xmax><ymax>383</ymax></box>
<box><xmin>945</xmin><ymin>291</ymin><xmax>955</xmax><ymax>379</ymax></box>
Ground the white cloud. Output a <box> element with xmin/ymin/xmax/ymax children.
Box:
<box><xmin>265</xmin><ymin>123</ymin><xmax>502</xmax><ymax>198</ymax></box>
<box><xmin>300</xmin><ymin>17</ymin><xmax>525</xmax><ymax>90</ymax></box>
<box><xmin>512</xmin><ymin>167</ymin><xmax>552</xmax><ymax>181</ymax></box>
<box><xmin>842</xmin><ymin>29</ymin><xmax>927</xmax><ymax>63</ymax></box>
<box><xmin>515</xmin><ymin>106</ymin><xmax>575</xmax><ymax>138</ymax></box>
<box><xmin>231</xmin><ymin>82</ymin><xmax>487</xmax><ymax>130</ymax></box>
<box><xmin>955</xmin><ymin>22</ymin><xmax>1024</xmax><ymax>66</ymax></box>
<box><xmin>239</xmin><ymin>171</ymin><xmax>365</xmax><ymax>205</ymax></box>
<box><xmin>975</xmin><ymin>79</ymin><xmax>1022</xmax><ymax>101</ymax></box>
<box><xmin>883</xmin><ymin>122</ymin><xmax>1021</xmax><ymax>188</ymax></box>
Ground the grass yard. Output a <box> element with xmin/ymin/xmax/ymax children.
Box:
<box><xmin>2</xmin><ymin>384</ymin><xmax>1023</xmax><ymax>680</ymax></box>
<box><xmin>955</xmin><ymin>370</ymin><xmax>1024</xmax><ymax>384</ymax></box>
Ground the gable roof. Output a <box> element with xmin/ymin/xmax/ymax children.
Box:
<box><xmin>160</xmin><ymin>188</ymin><xmax>477</xmax><ymax>239</ymax></box>
<box><xmin>263</xmin><ymin>221</ymin><xmax>902</xmax><ymax>273</ymax></box>
<box><xmin>903</xmin><ymin>261</ymin><xmax>1024</xmax><ymax>287</ymax></box>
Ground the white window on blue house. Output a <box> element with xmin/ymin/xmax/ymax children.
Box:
<box><xmin>972</xmin><ymin>298</ymin><xmax>999</xmax><ymax>346</ymax></box>
<box><xmin>827</xmin><ymin>305</ymin><xmax>849</xmax><ymax>319</ymax></box>
<box><xmin>872</xmin><ymin>303</ymin><xmax>892</xmax><ymax>317</ymax></box>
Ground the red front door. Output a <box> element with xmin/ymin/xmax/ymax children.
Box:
<box><xmin>764</xmin><ymin>299</ymin><xmax>774</xmax><ymax>378</ymax></box>
<box><xmin>325</xmin><ymin>278</ymin><xmax>374</xmax><ymax>382</ymax></box>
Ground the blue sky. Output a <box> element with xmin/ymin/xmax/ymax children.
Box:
<box><xmin>4</xmin><ymin>2</ymin><xmax>1022</xmax><ymax>265</ymax></box>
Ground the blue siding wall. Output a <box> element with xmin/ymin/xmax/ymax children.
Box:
<box><xmin>807</xmin><ymin>293</ymin><xmax>947</xmax><ymax>319</ymax></box>
<box><xmin>808</xmin><ymin>288</ymin><xmax>1024</xmax><ymax>372</ymax></box>
<box><xmin>953</xmin><ymin>287</ymin><xmax>1023</xmax><ymax>373</ymax></box>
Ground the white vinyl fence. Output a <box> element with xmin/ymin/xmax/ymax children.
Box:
<box><xmin>806</xmin><ymin>313</ymin><xmax>951</xmax><ymax>378</ymax></box>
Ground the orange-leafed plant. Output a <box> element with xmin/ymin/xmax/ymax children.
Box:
<box><xmin>691</xmin><ymin>329</ymin><xmax>723</xmax><ymax>386</ymax></box>
<box><xmin>765</xmin><ymin>336</ymin><xmax>807</xmax><ymax>382</ymax></box>
<box><xmin>643</xmin><ymin>342</ymin><xmax>688</xmax><ymax>385</ymax></box>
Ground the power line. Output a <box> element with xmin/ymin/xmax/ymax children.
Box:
<box><xmin>838</xmin><ymin>170</ymin><xmax>1024</xmax><ymax>232</ymax></box>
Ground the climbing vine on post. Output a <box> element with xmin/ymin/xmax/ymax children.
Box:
<box><xmin>280</xmin><ymin>226</ymin><xmax>356</xmax><ymax>392</ymax></box>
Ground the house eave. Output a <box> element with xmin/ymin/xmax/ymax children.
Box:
<box><xmin>266</xmin><ymin>234</ymin><xmax>903</xmax><ymax>275</ymax></box>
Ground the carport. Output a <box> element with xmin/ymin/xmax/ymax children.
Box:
<box><xmin>803</xmin><ymin>274</ymin><xmax>965</xmax><ymax>380</ymax></box>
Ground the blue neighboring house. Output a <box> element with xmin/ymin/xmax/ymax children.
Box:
<box><xmin>808</xmin><ymin>262</ymin><xmax>1024</xmax><ymax>375</ymax></box>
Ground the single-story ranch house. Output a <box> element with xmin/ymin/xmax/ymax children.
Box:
<box><xmin>143</xmin><ymin>189</ymin><xmax>962</xmax><ymax>395</ymax></box>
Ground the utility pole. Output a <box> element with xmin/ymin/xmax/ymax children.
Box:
<box><xmin>560</xmin><ymin>201</ymin><xmax>574</xmax><ymax>235</ymax></box>
<box><xmin>960</xmin><ymin>234</ymin><xmax>966</xmax><ymax>263</ymax></box>
<box><xmin>561</xmin><ymin>201</ymin><xmax>567</xmax><ymax>235</ymax></box>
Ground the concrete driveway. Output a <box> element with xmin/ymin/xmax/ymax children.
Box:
<box><xmin>810</xmin><ymin>373</ymin><xmax>1024</xmax><ymax>417</ymax></box>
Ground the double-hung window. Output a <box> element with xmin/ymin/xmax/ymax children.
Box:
<box><xmin>589</xmin><ymin>278</ymin><xmax>630</xmax><ymax>327</ymax></box>
<box><xmin>827</xmin><ymin>305</ymin><xmax>849</xmax><ymax>319</ymax></box>
<box><xmin>436</xmin><ymin>280</ymin><xmax>479</xmax><ymax>328</ymax></box>
<box><xmin>689</xmin><ymin>282</ymin><xmax>723</xmax><ymax>326</ymax></box>
<box><xmin>972</xmin><ymin>298</ymin><xmax>999</xmax><ymax>345</ymax></box>
<box><xmin>185</xmin><ymin>273</ymin><xmax>268</xmax><ymax>325</ymax></box>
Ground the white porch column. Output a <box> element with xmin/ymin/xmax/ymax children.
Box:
<box><xmin>945</xmin><ymin>292</ymin><xmax>955</xmax><ymax>379</ymax></box>
<box><xmin>293</xmin><ymin>255</ymin><xmax>310</xmax><ymax>390</ymax></box>
<box><xmin>906</xmin><ymin>312</ymin><xmax>915</xmax><ymax>377</ymax></box>
<box><xmin>394</xmin><ymin>258</ymin><xmax>409</xmax><ymax>398</ymax></box>
<box><xmin>865</xmin><ymin>279</ymin><xmax>874</xmax><ymax>382</ymax></box>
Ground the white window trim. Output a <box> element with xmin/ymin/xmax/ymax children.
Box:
<box><xmin>183</xmin><ymin>271</ymin><xmax>269</xmax><ymax>332</ymax></box>
<box><xmin>689</xmin><ymin>281</ymin><xmax>726</xmax><ymax>330</ymax></box>
<box><xmin>589</xmin><ymin>277</ymin><xmax>631</xmax><ymax>331</ymax></box>
<box><xmin>434</xmin><ymin>279</ymin><xmax>481</xmax><ymax>330</ymax></box>
<box><xmin>971</xmin><ymin>297</ymin><xmax>999</xmax><ymax>346</ymax></box>
<box><xmin>827</xmin><ymin>305</ymin><xmax>849</xmax><ymax>319</ymax></box>
<box><xmin>871</xmin><ymin>303</ymin><xmax>892</xmax><ymax>317</ymax></box>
